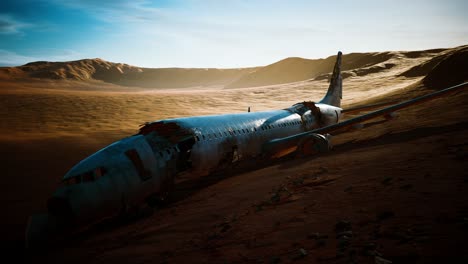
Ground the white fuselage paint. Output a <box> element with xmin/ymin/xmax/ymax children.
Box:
<box><xmin>171</xmin><ymin>103</ymin><xmax>341</xmax><ymax>175</ymax></box>
<box><xmin>50</xmin><ymin>103</ymin><xmax>342</xmax><ymax>225</ymax></box>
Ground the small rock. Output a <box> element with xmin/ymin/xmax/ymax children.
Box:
<box><xmin>375</xmin><ymin>255</ymin><xmax>392</xmax><ymax>264</ymax></box>
<box><xmin>400</xmin><ymin>184</ymin><xmax>413</xmax><ymax>190</ymax></box>
<box><xmin>335</xmin><ymin>220</ymin><xmax>352</xmax><ymax>232</ymax></box>
<box><xmin>220</xmin><ymin>223</ymin><xmax>231</xmax><ymax>233</ymax></box>
<box><xmin>338</xmin><ymin>237</ymin><xmax>350</xmax><ymax>249</ymax></box>
<box><xmin>269</xmin><ymin>256</ymin><xmax>281</xmax><ymax>264</ymax></box>
<box><xmin>382</xmin><ymin>177</ymin><xmax>393</xmax><ymax>185</ymax></box>
<box><xmin>299</xmin><ymin>248</ymin><xmax>307</xmax><ymax>256</ymax></box>
<box><xmin>307</xmin><ymin>232</ymin><xmax>328</xmax><ymax>240</ymax></box>
<box><xmin>315</xmin><ymin>239</ymin><xmax>326</xmax><ymax>248</ymax></box>
<box><xmin>336</xmin><ymin>230</ymin><xmax>353</xmax><ymax>238</ymax></box>
<box><xmin>271</xmin><ymin>193</ymin><xmax>281</xmax><ymax>203</ymax></box>
<box><xmin>376</xmin><ymin>210</ymin><xmax>395</xmax><ymax>221</ymax></box>
<box><xmin>364</xmin><ymin>242</ymin><xmax>377</xmax><ymax>251</ymax></box>
<box><xmin>291</xmin><ymin>248</ymin><xmax>308</xmax><ymax>260</ymax></box>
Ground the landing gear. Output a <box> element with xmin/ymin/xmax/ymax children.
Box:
<box><xmin>146</xmin><ymin>173</ymin><xmax>175</xmax><ymax>207</ymax></box>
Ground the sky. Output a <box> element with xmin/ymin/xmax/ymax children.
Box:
<box><xmin>0</xmin><ymin>0</ymin><xmax>467</xmax><ymax>68</ymax></box>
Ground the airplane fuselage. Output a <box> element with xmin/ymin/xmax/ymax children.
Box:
<box><xmin>45</xmin><ymin>103</ymin><xmax>341</xmax><ymax>226</ymax></box>
<box><xmin>25</xmin><ymin>51</ymin><xmax>345</xmax><ymax>247</ymax></box>
<box><xmin>169</xmin><ymin>103</ymin><xmax>341</xmax><ymax>175</ymax></box>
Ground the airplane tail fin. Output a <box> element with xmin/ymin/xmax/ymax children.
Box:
<box><xmin>319</xmin><ymin>51</ymin><xmax>342</xmax><ymax>107</ymax></box>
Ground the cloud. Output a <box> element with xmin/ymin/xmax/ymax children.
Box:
<box><xmin>0</xmin><ymin>50</ymin><xmax>36</xmax><ymax>66</ymax></box>
<box><xmin>49</xmin><ymin>0</ymin><xmax>168</xmax><ymax>23</ymax></box>
<box><xmin>0</xmin><ymin>15</ymin><xmax>30</xmax><ymax>34</ymax></box>
<box><xmin>0</xmin><ymin>49</ymin><xmax>82</xmax><ymax>66</ymax></box>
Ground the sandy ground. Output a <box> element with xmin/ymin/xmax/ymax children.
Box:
<box><xmin>0</xmin><ymin>49</ymin><xmax>467</xmax><ymax>263</ymax></box>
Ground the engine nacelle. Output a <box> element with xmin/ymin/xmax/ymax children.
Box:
<box><xmin>297</xmin><ymin>133</ymin><xmax>332</xmax><ymax>156</ymax></box>
<box><xmin>384</xmin><ymin>111</ymin><xmax>398</xmax><ymax>120</ymax></box>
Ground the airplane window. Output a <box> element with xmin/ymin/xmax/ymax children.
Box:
<box><xmin>195</xmin><ymin>136</ymin><xmax>200</xmax><ymax>141</ymax></box>
<box><xmin>125</xmin><ymin>149</ymin><xmax>152</xmax><ymax>181</ymax></box>
<box><xmin>94</xmin><ymin>167</ymin><xmax>107</xmax><ymax>179</ymax></box>
<box><xmin>202</xmin><ymin>135</ymin><xmax>206</xmax><ymax>140</ymax></box>
<box><xmin>64</xmin><ymin>166</ymin><xmax>107</xmax><ymax>185</ymax></box>
<box><xmin>254</xmin><ymin>127</ymin><xmax>257</xmax><ymax>131</ymax></box>
<box><xmin>166</xmin><ymin>149</ymin><xmax>171</xmax><ymax>154</ymax></box>
<box><xmin>63</xmin><ymin>178</ymin><xmax>72</xmax><ymax>186</ymax></box>
<box><xmin>219</xmin><ymin>132</ymin><xmax>223</xmax><ymax>137</ymax></box>
<box><xmin>82</xmin><ymin>171</ymin><xmax>94</xmax><ymax>182</ymax></box>
<box><xmin>73</xmin><ymin>176</ymin><xmax>82</xmax><ymax>184</ymax></box>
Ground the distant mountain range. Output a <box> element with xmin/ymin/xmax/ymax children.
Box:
<box><xmin>0</xmin><ymin>45</ymin><xmax>467</xmax><ymax>89</ymax></box>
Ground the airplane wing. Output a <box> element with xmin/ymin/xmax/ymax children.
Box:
<box><xmin>341</xmin><ymin>100</ymin><xmax>399</xmax><ymax>115</ymax></box>
<box><xmin>264</xmin><ymin>81</ymin><xmax>468</xmax><ymax>158</ymax></box>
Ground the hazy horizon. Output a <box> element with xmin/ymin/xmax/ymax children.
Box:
<box><xmin>1</xmin><ymin>0</ymin><xmax>467</xmax><ymax>68</ymax></box>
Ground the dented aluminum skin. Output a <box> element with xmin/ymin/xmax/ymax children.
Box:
<box><xmin>26</xmin><ymin>49</ymin><xmax>468</xmax><ymax>247</ymax></box>
<box><xmin>23</xmin><ymin>51</ymin><xmax>350</xmax><ymax>247</ymax></box>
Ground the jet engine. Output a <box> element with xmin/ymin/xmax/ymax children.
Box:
<box><xmin>297</xmin><ymin>133</ymin><xmax>332</xmax><ymax>156</ymax></box>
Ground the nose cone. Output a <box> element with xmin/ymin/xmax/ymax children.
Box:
<box><xmin>57</xmin><ymin>135</ymin><xmax>161</xmax><ymax>224</ymax></box>
<box><xmin>47</xmin><ymin>196</ymin><xmax>73</xmax><ymax>219</ymax></box>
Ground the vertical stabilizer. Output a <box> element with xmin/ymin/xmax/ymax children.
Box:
<box><xmin>319</xmin><ymin>51</ymin><xmax>342</xmax><ymax>107</ymax></box>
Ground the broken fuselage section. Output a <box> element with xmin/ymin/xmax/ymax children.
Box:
<box><xmin>26</xmin><ymin>101</ymin><xmax>342</xmax><ymax>247</ymax></box>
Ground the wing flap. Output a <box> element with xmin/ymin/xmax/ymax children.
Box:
<box><xmin>263</xmin><ymin>82</ymin><xmax>467</xmax><ymax>157</ymax></box>
<box><xmin>313</xmin><ymin>81</ymin><xmax>467</xmax><ymax>135</ymax></box>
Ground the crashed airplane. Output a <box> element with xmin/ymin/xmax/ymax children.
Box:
<box><xmin>26</xmin><ymin>52</ymin><xmax>467</xmax><ymax>247</ymax></box>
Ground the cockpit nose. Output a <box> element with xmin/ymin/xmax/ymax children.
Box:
<box><xmin>47</xmin><ymin>196</ymin><xmax>74</xmax><ymax>219</ymax></box>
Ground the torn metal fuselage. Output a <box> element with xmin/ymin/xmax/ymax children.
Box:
<box><xmin>26</xmin><ymin>101</ymin><xmax>342</xmax><ymax>247</ymax></box>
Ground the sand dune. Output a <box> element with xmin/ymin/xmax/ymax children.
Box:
<box><xmin>2</xmin><ymin>46</ymin><xmax>462</xmax><ymax>90</ymax></box>
<box><xmin>225</xmin><ymin>49</ymin><xmax>450</xmax><ymax>88</ymax></box>
<box><xmin>423</xmin><ymin>45</ymin><xmax>468</xmax><ymax>89</ymax></box>
<box><xmin>1</xmin><ymin>46</ymin><xmax>467</xmax><ymax>263</ymax></box>
<box><xmin>0</xmin><ymin>58</ymin><xmax>258</xmax><ymax>89</ymax></box>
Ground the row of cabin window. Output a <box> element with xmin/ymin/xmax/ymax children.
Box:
<box><xmin>195</xmin><ymin>119</ymin><xmax>309</xmax><ymax>141</ymax></box>
<box><xmin>64</xmin><ymin>167</ymin><xmax>107</xmax><ymax>185</ymax></box>
<box><xmin>156</xmin><ymin>146</ymin><xmax>179</xmax><ymax>158</ymax></box>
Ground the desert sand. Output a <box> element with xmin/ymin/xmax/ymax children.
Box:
<box><xmin>0</xmin><ymin>46</ymin><xmax>467</xmax><ymax>263</ymax></box>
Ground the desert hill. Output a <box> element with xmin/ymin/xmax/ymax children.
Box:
<box><xmin>0</xmin><ymin>58</ymin><xmax>258</xmax><ymax>88</ymax></box>
<box><xmin>2</xmin><ymin>46</ymin><xmax>466</xmax><ymax>89</ymax></box>
<box><xmin>422</xmin><ymin>45</ymin><xmax>468</xmax><ymax>89</ymax></box>
<box><xmin>225</xmin><ymin>48</ymin><xmax>452</xmax><ymax>88</ymax></box>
